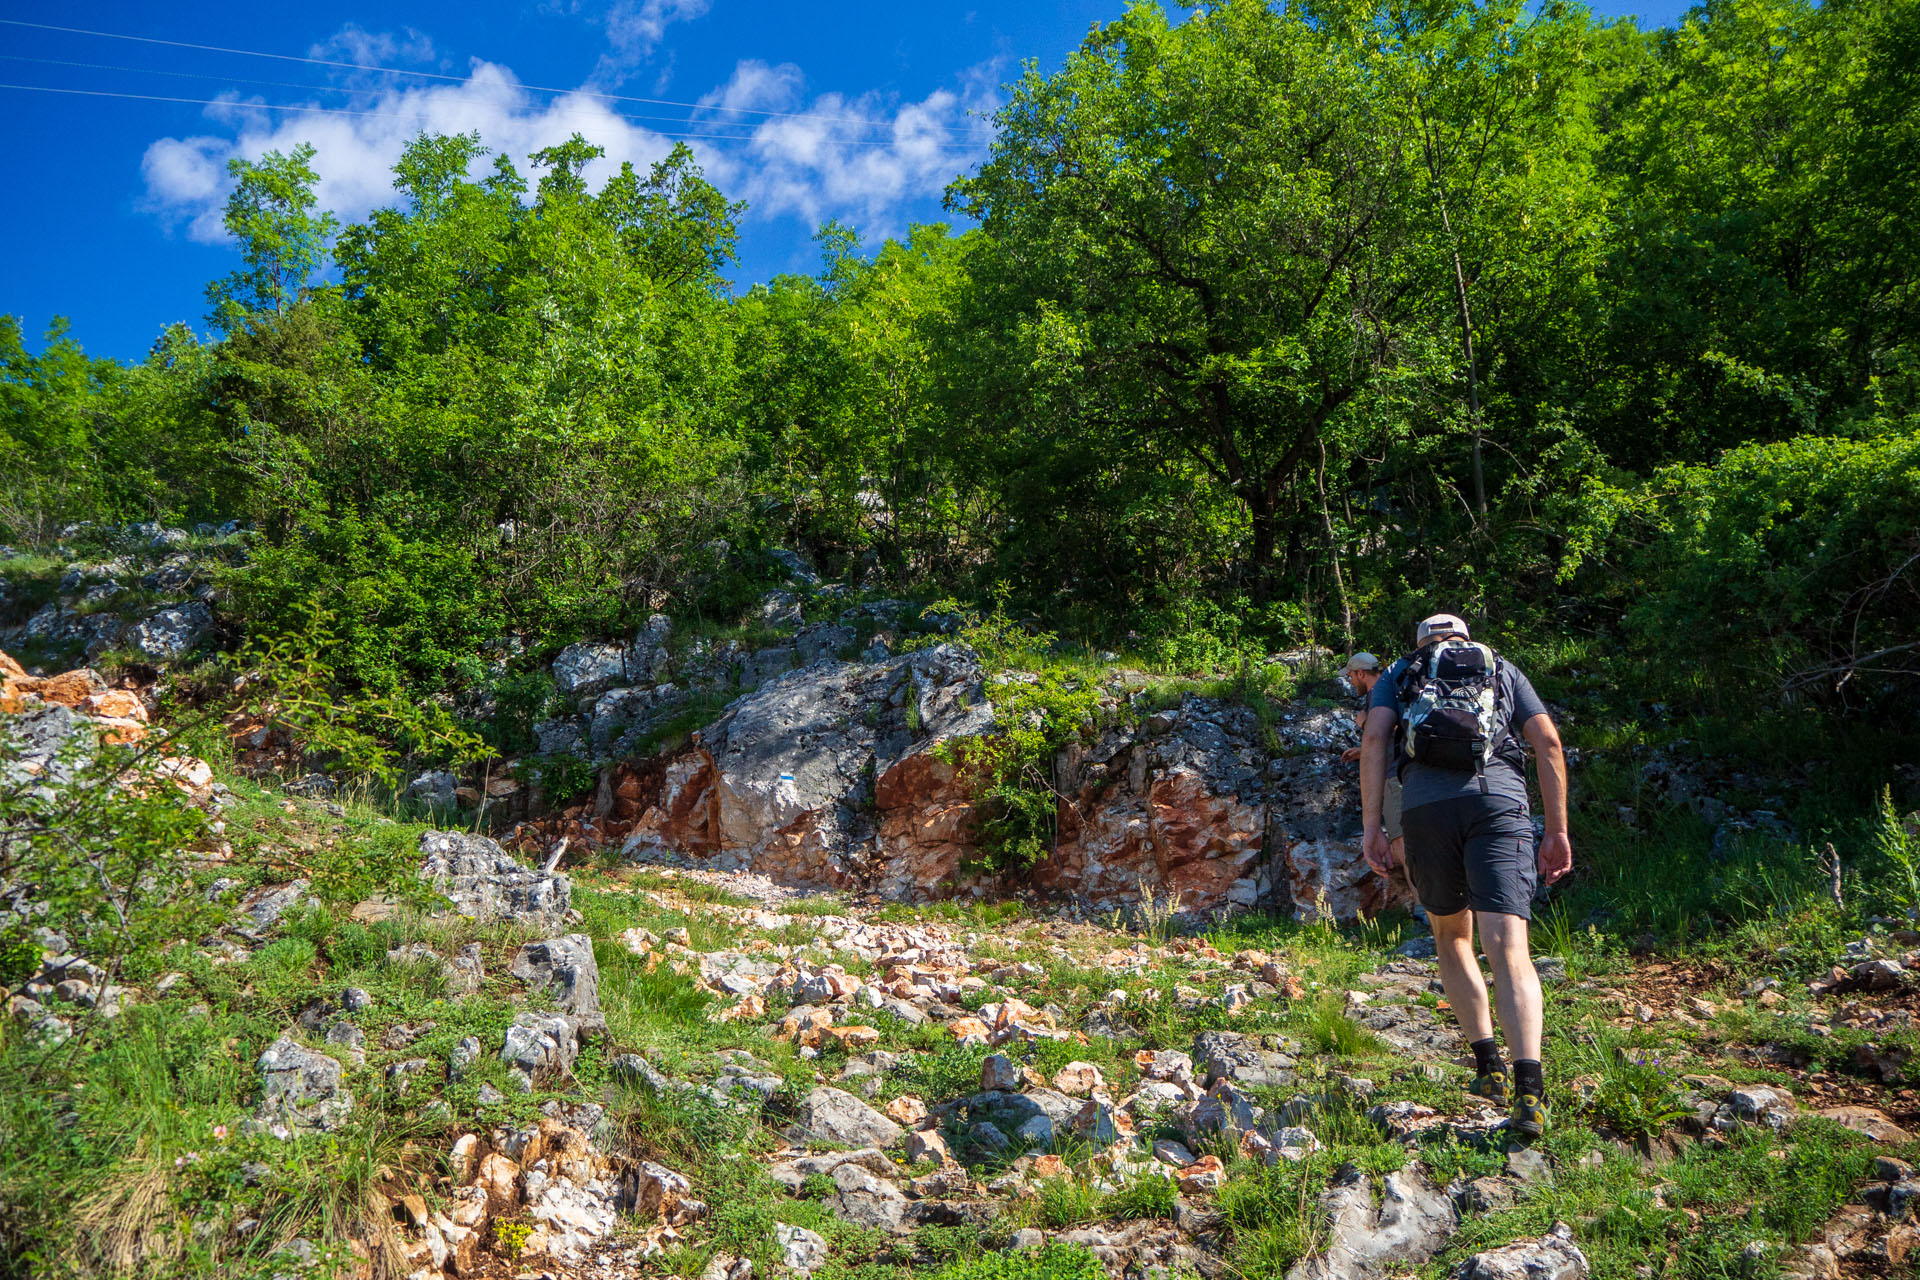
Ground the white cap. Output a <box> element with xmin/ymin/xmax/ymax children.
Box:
<box><xmin>1415</xmin><ymin>613</ymin><xmax>1469</xmax><ymax>645</ymax></box>
<box><xmin>1344</xmin><ymin>652</ymin><xmax>1380</xmax><ymax>673</ymax></box>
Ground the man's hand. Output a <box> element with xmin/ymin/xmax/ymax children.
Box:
<box><xmin>1341</xmin><ymin>745</ymin><xmax>1362</xmax><ymax>763</ymax></box>
<box><xmin>1363</xmin><ymin>826</ymin><xmax>1395</xmax><ymax>877</ymax></box>
<box><xmin>1538</xmin><ymin>831</ymin><xmax>1573</xmax><ymax>884</ymax></box>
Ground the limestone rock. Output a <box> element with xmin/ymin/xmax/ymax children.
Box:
<box><xmin>980</xmin><ymin>1053</ymin><xmax>1021</xmax><ymax>1092</ymax></box>
<box><xmin>827</xmin><ymin>1162</ymin><xmax>912</xmax><ymax>1233</ymax></box>
<box><xmin>419</xmin><ymin>830</ymin><xmax>572</xmax><ymax>928</ymax></box>
<box><xmin>794</xmin><ymin>1086</ymin><xmax>903</xmax><ymax>1149</ymax></box>
<box><xmin>1288</xmin><ymin>1165</ymin><xmax>1457</xmax><ymax>1280</ymax></box>
<box><xmin>127</xmin><ymin>601</ymin><xmax>213</xmax><ymax>661</ymax></box>
<box><xmin>1053</xmin><ymin>1061</ymin><xmax>1106</xmax><ymax>1097</ymax></box>
<box><xmin>501</xmin><ymin>1011</ymin><xmax>579</xmax><ymax>1076</ymax></box>
<box><xmin>616</xmin><ymin>644</ymin><xmax>991</xmax><ymax>895</ymax></box>
<box><xmin>1454</xmin><ymin>1223</ymin><xmax>1589</xmax><ymax>1280</ymax></box>
<box><xmin>1194</xmin><ymin>1030</ymin><xmax>1297</xmax><ymax>1089</ymax></box>
<box><xmin>777</xmin><ymin>1223</ymin><xmax>830</xmax><ymax>1274</ymax></box>
<box><xmin>553</xmin><ymin>641</ymin><xmax>636</xmax><ymax>698</ymax></box>
<box><xmin>406</xmin><ymin>770</ymin><xmax>459</xmax><ymax>810</ymax></box>
<box><xmin>511</xmin><ymin>934</ymin><xmax>602</xmax><ymax>1024</ymax></box>
<box><xmin>257</xmin><ymin>1036</ymin><xmax>353</xmax><ymax>1130</ymax></box>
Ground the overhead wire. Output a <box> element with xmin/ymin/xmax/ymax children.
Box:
<box><xmin>0</xmin><ymin>17</ymin><xmax>990</xmax><ymax>139</ymax></box>
<box><xmin>0</xmin><ymin>80</ymin><xmax>991</xmax><ymax>151</ymax></box>
<box><xmin>0</xmin><ymin>52</ymin><xmax>973</xmax><ymax>143</ymax></box>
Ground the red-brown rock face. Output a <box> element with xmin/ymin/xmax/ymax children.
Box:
<box><xmin>511</xmin><ymin>648</ymin><xmax>1417</xmax><ymax>922</ymax></box>
<box><xmin>1041</xmin><ymin>767</ymin><xmax>1266</xmax><ymax>911</ymax></box>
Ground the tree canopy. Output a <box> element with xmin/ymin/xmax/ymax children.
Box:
<box><xmin>4</xmin><ymin>0</ymin><xmax>1916</xmax><ymax>711</ymax></box>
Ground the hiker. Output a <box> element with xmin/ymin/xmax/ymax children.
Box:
<box><xmin>1358</xmin><ymin>613</ymin><xmax>1573</xmax><ymax>1138</ymax></box>
<box><xmin>1341</xmin><ymin>653</ymin><xmax>1403</xmax><ymax>865</ymax></box>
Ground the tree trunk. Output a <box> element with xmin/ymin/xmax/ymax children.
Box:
<box><xmin>1249</xmin><ymin>495</ymin><xmax>1278</xmax><ymax>602</ymax></box>
<box><xmin>1316</xmin><ymin>439</ymin><xmax>1354</xmax><ymax>652</ymax></box>
<box><xmin>1446</xmin><ymin>240</ymin><xmax>1487</xmax><ymax>519</ymax></box>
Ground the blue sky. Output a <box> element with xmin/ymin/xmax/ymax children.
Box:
<box><xmin>1</xmin><ymin>0</ymin><xmax>1696</xmax><ymax>361</ymax></box>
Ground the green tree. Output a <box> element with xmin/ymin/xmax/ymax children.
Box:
<box><xmin>951</xmin><ymin>0</ymin><xmax>1427</xmax><ymax>596</ymax></box>
<box><xmin>206</xmin><ymin>144</ymin><xmax>338</xmax><ymax>333</ymax></box>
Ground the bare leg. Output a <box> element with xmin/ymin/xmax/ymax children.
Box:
<box><xmin>1477</xmin><ymin>911</ymin><xmax>1543</xmax><ymax>1061</ymax></box>
<box><xmin>1428</xmin><ymin>907</ymin><xmax>1495</xmax><ymax>1044</ymax></box>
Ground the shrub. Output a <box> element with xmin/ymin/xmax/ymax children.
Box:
<box><xmin>0</xmin><ymin>721</ymin><xmax>219</xmax><ymax>985</ymax></box>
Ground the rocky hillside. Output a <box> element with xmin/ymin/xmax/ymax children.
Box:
<box><xmin>6</xmin><ymin>531</ymin><xmax>1920</xmax><ymax>1280</ymax></box>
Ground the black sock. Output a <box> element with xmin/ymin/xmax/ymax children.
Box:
<box><xmin>1470</xmin><ymin>1037</ymin><xmax>1505</xmax><ymax>1077</ymax></box>
<box><xmin>1513</xmin><ymin>1058</ymin><xmax>1545</xmax><ymax>1099</ymax></box>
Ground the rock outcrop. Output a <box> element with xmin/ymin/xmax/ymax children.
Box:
<box><xmin>614</xmin><ymin>643</ymin><xmax>990</xmax><ymax>893</ymax></box>
<box><xmin>589</xmin><ymin>646</ymin><xmax>1403</xmax><ymax>919</ymax></box>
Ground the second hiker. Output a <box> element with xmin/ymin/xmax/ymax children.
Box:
<box><xmin>1358</xmin><ymin>613</ymin><xmax>1573</xmax><ymax>1138</ymax></box>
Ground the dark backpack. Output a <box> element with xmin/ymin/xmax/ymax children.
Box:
<box><xmin>1393</xmin><ymin>639</ymin><xmax>1511</xmax><ymax>791</ymax></box>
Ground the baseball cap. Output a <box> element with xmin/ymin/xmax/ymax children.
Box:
<box><xmin>1344</xmin><ymin>652</ymin><xmax>1380</xmax><ymax>674</ymax></box>
<box><xmin>1415</xmin><ymin>613</ymin><xmax>1469</xmax><ymax>645</ymax></box>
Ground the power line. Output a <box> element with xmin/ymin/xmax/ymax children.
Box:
<box><xmin>0</xmin><ymin>81</ymin><xmax>991</xmax><ymax>151</ymax></box>
<box><xmin>0</xmin><ymin>17</ymin><xmax>990</xmax><ymax>138</ymax></box>
<box><xmin>0</xmin><ymin>53</ymin><xmax>952</xmax><ymax>142</ymax></box>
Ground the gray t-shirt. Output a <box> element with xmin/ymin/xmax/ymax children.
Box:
<box><xmin>1368</xmin><ymin>650</ymin><xmax>1550</xmax><ymax>813</ymax></box>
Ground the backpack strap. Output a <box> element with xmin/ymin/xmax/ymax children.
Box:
<box><xmin>1478</xmin><ymin>651</ymin><xmax>1498</xmax><ymax>794</ymax></box>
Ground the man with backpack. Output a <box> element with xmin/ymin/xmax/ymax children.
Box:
<box><xmin>1359</xmin><ymin>613</ymin><xmax>1573</xmax><ymax>1138</ymax></box>
<box><xmin>1341</xmin><ymin>653</ymin><xmax>1403</xmax><ymax>863</ymax></box>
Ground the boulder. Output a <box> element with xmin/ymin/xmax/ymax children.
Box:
<box><xmin>1</xmin><ymin>702</ymin><xmax>94</xmax><ymax>783</ymax></box>
<box><xmin>552</xmin><ymin>641</ymin><xmax>636</xmax><ymax>698</ymax></box>
<box><xmin>827</xmin><ymin>1162</ymin><xmax>912</xmax><ymax>1233</ymax></box>
<box><xmin>127</xmin><ymin>601</ymin><xmax>213</xmax><ymax>661</ymax></box>
<box><xmin>794</xmin><ymin>1087</ymin><xmax>903</xmax><ymax>1149</ymax></box>
<box><xmin>406</xmin><ymin>770</ymin><xmax>459</xmax><ymax>810</ymax></box>
<box><xmin>240</xmin><ymin>880</ymin><xmax>308</xmax><ymax>930</ymax></box>
<box><xmin>1194</xmin><ymin>1030</ymin><xmax>1297</xmax><ymax>1088</ymax></box>
<box><xmin>257</xmin><ymin>1036</ymin><xmax>353</xmax><ymax>1130</ymax></box>
<box><xmin>777</xmin><ymin>1224</ymin><xmax>830</xmax><ymax>1274</ymax></box>
<box><xmin>501</xmin><ymin>1011</ymin><xmax>579</xmax><ymax>1076</ymax></box>
<box><xmin>1454</xmin><ymin>1223</ymin><xmax>1589</xmax><ymax>1280</ymax></box>
<box><xmin>1817</xmin><ymin>1105</ymin><xmax>1912</xmax><ymax>1143</ymax></box>
<box><xmin>1053</xmin><ymin>1061</ymin><xmax>1106</xmax><ymax>1097</ymax></box>
<box><xmin>1288</xmin><ymin>1165</ymin><xmax>1458</xmax><ymax>1280</ymax></box>
<box><xmin>980</xmin><ymin>1053</ymin><xmax>1022</xmax><ymax>1092</ymax></box>
<box><xmin>511</xmin><ymin>934</ymin><xmax>602</xmax><ymax>1024</ymax></box>
<box><xmin>419</xmin><ymin>831</ymin><xmax>572</xmax><ymax>929</ymax></box>
<box><xmin>619</xmin><ymin>644</ymin><xmax>991</xmax><ymax>893</ymax></box>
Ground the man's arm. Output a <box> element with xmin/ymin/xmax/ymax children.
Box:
<box><xmin>1360</xmin><ymin>705</ymin><xmax>1397</xmax><ymax>874</ymax></box>
<box><xmin>1342</xmin><ymin>708</ymin><xmax>1365</xmax><ymax>762</ymax></box>
<box><xmin>1521</xmin><ymin>712</ymin><xmax>1573</xmax><ymax>883</ymax></box>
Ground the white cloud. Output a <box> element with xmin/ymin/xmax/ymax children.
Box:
<box><xmin>312</xmin><ymin>24</ymin><xmax>437</xmax><ymax>69</ymax></box>
<box><xmin>137</xmin><ymin>25</ymin><xmax>1000</xmax><ymax>262</ymax></box>
<box><xmin>698</xmin><ymin>61</ymin><xmax>999</xmax><ymax>234</ymax></box>
<box><xmin>594</xmin><ymin>0</ymin><xmax>711</xmax><ymax>83</ymax></box>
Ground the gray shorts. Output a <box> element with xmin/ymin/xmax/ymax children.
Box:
<box><xmin>1402</xmin><ymin>794</ymin><xmax>1537</xmax><ymax>918</ymax></box>
<box><xmin>1382</xmin><ymin>777</ymin><xmax>1404</xmax><ymax>842</ymax></box>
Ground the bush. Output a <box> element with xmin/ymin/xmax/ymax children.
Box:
<box><xmin>0</xmin><ymin>722</ymin><xmax>219</xmax><ymax>984</ymax></box>
<box><xmin>1570</xmin><ymin>425</ymin><xmax>1920</xmax><ymax>712</ymax></box>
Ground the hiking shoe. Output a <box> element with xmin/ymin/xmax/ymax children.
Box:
<box><xmin>1510</xmin><ymin>1093</ymin><xmax>1549</xmax><ymax>1139</ymax></box>
<box><xmin>1468</xmin><ymin>1069</ymin><xmax>1510</xmax><ymax>1105</ymax></box>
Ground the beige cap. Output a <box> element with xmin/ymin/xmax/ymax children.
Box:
<box><xmin>1344</xmin><ymin>652</ymin><xmax>1380</xmax><ymax>673</ymax></box>
<box><xmin>1416</xmin><ymin>613</ymin><xmax>1469</xmax><ymax>645</ymax></box>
